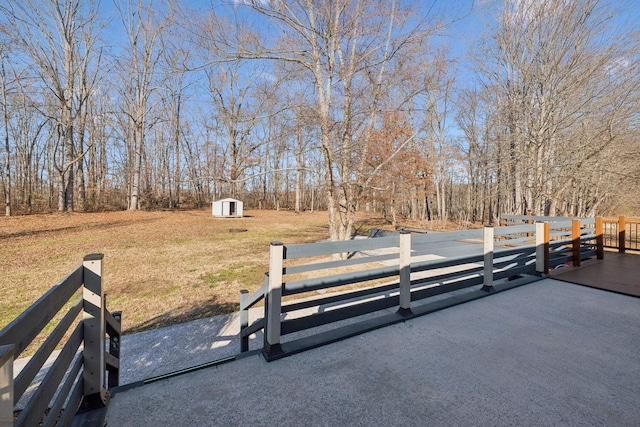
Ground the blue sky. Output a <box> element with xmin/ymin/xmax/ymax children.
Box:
<box><xmin>99</xmin><ymin>0</ymin><xmax>639</xmax><ymax>86</ymax></box>
<box><xmin>94</xmin><ymin>0</ymin><xmax>638</xmax><ymax>143</ymax></box>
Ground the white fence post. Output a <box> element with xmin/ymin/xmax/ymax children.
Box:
<box><xmin>264</xmin><ymin>242</ymin><xmax>284</xmax><ymax>358</ymax></box>
<box><xmin>82</xmin><ymin>253</ymin><xmax>107</xmax><ymax>407</ymax></box>
<box><xmin>0</xmin><ymin>345</ymin><xmax>13</xmax><ymax>427</ymax></box>
<box><xmin>398</xmin><ymin>232</ymin><xmax>412</xmax><ymax>315</ymax></box>
<box><xmin>483</xmin><ymin>226</ymin><xmax>494</xmax><ymax>290</ymax></box>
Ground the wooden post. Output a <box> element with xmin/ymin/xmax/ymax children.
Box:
<box><xmin>0</xmin><ymin>345</ymin><xmax>13</xmax><ymax>427</ymax></box>
<box><xmin>82</xmin><ymin>253</ymin><xmax>107</xmax><ymax>407</ymax></box>
<box><xmin>482</xmin><ymin>226</ymin><xmax>494</xmax><ymax>291</ymax></box>
<box><xmin>572</xmin><ymin>219</ymin><xmax>581</xmax><ymax>267</ymax></box>
<box><xmin>264</xmin><ymin>242</ymin><xmax>284</xmax><ymax>358</ymax></box>
<box><xmin>619</xmin><ymin>215</ymin><xmax>626</xmax><ymax>253</ymax></box>
<box><xmin>536</xmin><ymin>222</ymin><xmax>549</xmax><ymax>275</ymax></box>
<box><xmin>595</xmin><ymin>217</ymin><xmax>604</xmax><ymax>259</ymax></box>
<box><xmin>398</xmin><ymin>232</ymin><xmax>412</xmax><ymax>315</ymax></box>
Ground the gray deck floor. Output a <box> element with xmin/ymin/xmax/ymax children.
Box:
<box><xmin>105</xmin><ymin>279</ymin><xmax>640</xmax><ymax>426</ymax></box>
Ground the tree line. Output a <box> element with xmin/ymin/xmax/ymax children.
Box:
<box><xmin>1</xmin><ymin>0</ymin><xmax>638</xmax><ymax>240</ymax></box>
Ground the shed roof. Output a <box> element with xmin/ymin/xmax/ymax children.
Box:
<box><xmin>214</xmin><ymin>198</ymin><xmax>242</xmax><ymax>203</ymax></box>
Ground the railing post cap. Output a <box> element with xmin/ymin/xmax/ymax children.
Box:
<box><xmin>270</xmin><ymin>241</ymin><xmax>283</xmax><ymax>246</ymax></box>
<box><xmin>240</xmin><ymin>289</ymin><xmax>248</xmax><ymax>294</ymax></box>
<box><xmin>84</xmin><ymin>253</ymin><xmax>104</xmax><ymax>262</ymax></box>
<box><xmin>399</xmin><ymin>230</ymin><xmax>411</xmax><ymax>235</ymax></box>
<box><xmin>0</xmin><ymin>344</ymin><xmax>15</xmax><ymax>365</ymax></box>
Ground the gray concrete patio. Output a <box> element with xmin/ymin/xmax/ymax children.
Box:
<box><xmin>104</xmin><ymin>278</ymin><xmax>640</xmax><ymax>426</ymax></box>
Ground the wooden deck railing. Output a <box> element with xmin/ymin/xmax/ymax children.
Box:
<box><xmin>0</xmin><ymin>254</ymin><xmax>120</xmax><ymax>427</ymax></box>
<box><xmin>240</xmin><ymin>217</ymin><xmax>601</xmax><ymax>360</ymax></box>
<box><xmin>601</xmin><ymin>216</ymin><xmax>640</xmax><ymax>252</ymax></box>
<box><xmin>501</xmin><ymin>214</ymin><xmax>639</xmax><ymax>253</ymax></box>
<box><xmin>501</xmin><ymin>215</ymin><xmax>603</xmax><ymax>268</ymax></box>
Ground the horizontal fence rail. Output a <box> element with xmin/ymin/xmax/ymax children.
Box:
<box><xmin>500</xmin><ymin>214</ymin><xmax>567</xmax><ymax>226</ymax></box>
<box><xmin>240</xmin><ymin>215</ymin><xmax>603</xmax><ymax>360</ymax></box>
<box><xmin>0</xmin><ymin>254</ymin><xmax>121</xmax><ymax>427</ymax></box>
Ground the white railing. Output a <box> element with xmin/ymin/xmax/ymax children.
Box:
<box><xmin>241</xmin><ymin>218</ymin><xmax>602</xmax><ymax>360</ymax></box>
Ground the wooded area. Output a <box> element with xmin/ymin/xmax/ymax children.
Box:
<box><xmin>0</xmin><ymin>0</ymin><xmax>638</xmax><ymax>239</ymax></box>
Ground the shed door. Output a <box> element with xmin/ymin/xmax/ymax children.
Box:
<box><xmin>229</xmin><ymin>202</ymin><xmax>236</xmax><ymax>216</ymax></box>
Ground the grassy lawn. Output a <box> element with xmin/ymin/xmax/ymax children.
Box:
<box><xmin>1</xmin><ymin>209</ymin><xmax>328</xmax><ymax>334</ymax></box>
<box><xmin>0</xmin><ymin>209</ymin><xmax>397</xmax><ymax>335</ymax></box>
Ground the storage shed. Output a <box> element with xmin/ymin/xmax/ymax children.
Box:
<box><xmin>212</xmin><ymin>198</ymin><xmax>243</xmax><ymax>218</ymax></box>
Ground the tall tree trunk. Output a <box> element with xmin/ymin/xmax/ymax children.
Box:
<box><xmin>129</xmin><ymin>121</ymin><xmax>143</xmax><ymax>210</ymax></box>
<box><xmin>1</xmin><ymin>58</ymin><xmax>10</xmax><ymax>216</ymax></box>
<box><xmin>62</xmin><ymin>110</ymin><xmax>74</xmax><ymax>212</ymax></box>
<box><xmin>173</xmin><ymin>94</ymin><xmax>181</xmax><ymax>209</ymax></box>
<box><xmin>76</xmin><ymin>128</ymin><xmax>86</xmax><ymax>211</ymax></box>
<box><xmin>295</xmin><ymin>126</ymin><xmax>303</xmax><ymax>213</ymax></box>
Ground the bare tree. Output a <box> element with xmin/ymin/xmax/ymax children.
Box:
<box><xmin>157</xmin><ymin>22</ymin><xmax>194</xmax><ymax>209</ymax></box>
<box><xmin>0</xmin><ymin>0</ymin><xmax>102</xmax><ymax>212</ymax></box>
<box><xmin>226</xmin><ymin>0</ymin><xmax>446</xmax><ymax>240</ymax></box>
<box><xmin>116</xmin><ymin>0</ymin><xmax>167</xmax><ymax>210</ymax></box>
<box><xmin>473</xmin><ymin>0</ymin><xmax>639</xmax><ymax>216</ymax></box>
<box><xmin>0</xmin><ymin>50</ymin><xmax>11</xmax><ymax>216</ymax></box>
<box><xmin>204</xmin><ymin>62</ymin><xmax>277</xmax><ymax>199</ymax></box>
<box><xmin>423</xmin><ymin>62</ymin><xmax>456</xmax><ymax>224</ymax></box>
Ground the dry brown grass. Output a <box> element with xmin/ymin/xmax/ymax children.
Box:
<box><xmin>0</xmin><ymin>208</ymin><xmax>471</xmax><ymax>338</ymax></box>
<box><xmin>0</xmin><ymin>209</ymin><xmax>338</xmax><ymax>334</ymax></box>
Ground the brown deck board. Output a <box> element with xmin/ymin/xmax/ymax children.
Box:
<box><xmin>550</xmin><ymin>252</ymin><xmax>640</xmax><ymax>297</ymax></box>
